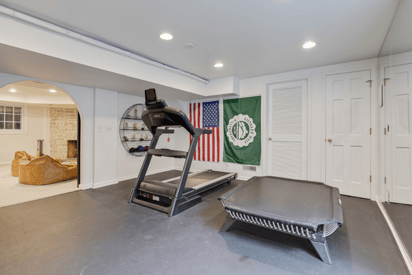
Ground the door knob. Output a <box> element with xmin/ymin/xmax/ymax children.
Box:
<box><xmin>268</xmin><ymin>137</ymin><xmax>272</xmax><ymax>140</ymax></box>
<box><xmin>327</xmin><ymin>138</ymin><xmax>332</xmax><ymax>142</ymax></box>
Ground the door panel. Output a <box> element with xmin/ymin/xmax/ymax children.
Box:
<box><xmin>325</xmin><ymin>71</ymin><xmax>371</xmax><ymax>198</ymax></box>
<box><xmin>385</xmin><ymin>64</ymin><xmax>412</xmax><ymax>204</ymax></box>
<box><xmin>267</xmin><ymin>80</ymin><xmax>307</xmax><ymax>180</ymax></box>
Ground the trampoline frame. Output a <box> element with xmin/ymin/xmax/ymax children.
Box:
<box><xmin>219</xmin><ymin>177</ymin><xmax>343</xmax><ymax>265</ymax></box>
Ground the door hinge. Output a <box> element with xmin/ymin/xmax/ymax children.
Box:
<box><xmin>387</xmin><ymin>125</ymin><xmax>389</xmax><ymax>132</ymax></box>
<box><xmin>384</xmin><ymin>78</ymin><xmax>391</xmax><ymax>86</ymax></box>
<box><xmin>388</xmin><ymin>190</ymin><xmax>390</xmax><ymax>202</ymax></box>
<box><xmin>370</xmin><ymin>128</ymin><xmax>372</xmax><ymax>135</ymax></box>
<box><xmin>366</xmin><ymin>80</ymin><xmax>372</xmax><ymax>87</ymax></box>
<box><xmin>370</xmin><ymin>175</ymin><xmax>372</xmax><ymax>182</ymax></box>
<box><xmin>384</xmin><ymin>177</ymin><xmax>386</xmax><ymax>184</ymax></box>
<box><xmin>384</xmin><ymin>128</ymin><xmax>386</xmax><ymax>135</ymax></box>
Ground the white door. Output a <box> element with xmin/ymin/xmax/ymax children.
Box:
<box><xmin>325</xmin><ymin>71</ymin><xmax>371</xmax><ymax>198</ymax></box>
<box><xmin>385</xmin><ymin>64</ymin><xmax>412</xmax><ymax>205</ymax></box>
<box><xmin>267</xmin><ymin>80</ymin><xmax>307</xmax><ymax>180</ymax></box>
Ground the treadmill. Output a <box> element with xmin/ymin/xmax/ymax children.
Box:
<box><xmin>128</xmin><ymin>88</ymin><xmax>237</xmax><ymax>217</ymax></box>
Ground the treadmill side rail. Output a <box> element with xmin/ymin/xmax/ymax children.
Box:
<box><xmin>169</xmin><ymin>128</ymin><xmax>202</xmax><ymax>217</ymax></box>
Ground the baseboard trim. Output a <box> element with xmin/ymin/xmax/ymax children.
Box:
<box><xmin>93</xmin><ymin>179</ymin><xmax>119</xmax><ymax>189</ymax></box>
<box><xmin>117</xmin><ymin>174</ymin><xmax>140</xmax><ymax>183</ymax></box>
<box><xmin>0</xmin><ymin>162</ymin><xmax>11</xmax><ymax>166</ymax></box>
<box><xmin>376</xmin><ymin>196</ymin><xmax>412</xmax><ymax>274</ymax></box>
<box><xmin>81</xmin><ymin>183</ymin><xmax>93</xmax><ymax>190</ymax></box>
<box><xmin>236</xmin><ymin>175</ymin><xmax>253</xmax><ymax>181</ymax></box>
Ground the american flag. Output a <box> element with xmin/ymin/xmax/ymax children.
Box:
<box><xmin>189</xmin><ymin>100</ymin><xmax>220</xmax><ymax>162</ymax></box>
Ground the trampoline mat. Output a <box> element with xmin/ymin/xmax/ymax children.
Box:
<box><xmin>221</xmin><ymin>176</ymin><xmax>343</xmax><ymax>230</ymax></box>
<box><xmin>168</xmin><ymin>171</ymin><xmax>232</xmax><ymax>188</ymax></box>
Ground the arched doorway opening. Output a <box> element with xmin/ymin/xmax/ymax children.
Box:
<box><xmin>0</xmin><ymin>80</ymin><xmax>82</xmax><ymax>207</ymax></box>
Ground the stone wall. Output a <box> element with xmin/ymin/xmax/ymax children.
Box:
<box><xmin>49</xmin><ymin>107</ymin><xmax>77</xmax><ymax>160</ymax></box>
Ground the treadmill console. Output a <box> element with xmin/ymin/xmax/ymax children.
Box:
<box><xmin>145</xmin><ymin>89</ymin><xmax>168</xmax><ymax>110</ymax></box>
<box><xmin>145</xmin><ymin>88</ymin><xmax>157</xmax><ymax>103</ymax></box>
<box><xmin>142</xmin><ymin>88</ymin><xmax>196</xmax><ymax>135</ymax></box>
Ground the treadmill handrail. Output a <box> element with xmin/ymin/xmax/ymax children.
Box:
<box><xmin>148</xmin><ymin>149</ymin><xmax>188</xmax><ymax>159</ymax></box>
<box><xmin>130</xmin><ymin>88</ymin><xmax>235</xmax><ymax>217</ymax></box>
<box><xmin>201</xmin><ymin>128</ymin><xmax>212</xmax><ymax>134</ymax></box>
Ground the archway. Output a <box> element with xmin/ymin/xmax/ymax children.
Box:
<box><xmin>0</xmin><ymin>80</ymin><xmax>84</xmax><ymax>207</ymax></box>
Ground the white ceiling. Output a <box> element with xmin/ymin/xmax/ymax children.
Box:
<box><xmin>0</xmin><ymin>80</ymin><xmax>75</xmax><ymax>105</ymax></box>
<box><xmin>0</xmin><ymin>0</ymin><xmax>399</xmax><ymax>80</ymax></box>
<box><xmin>379</xmin><ymin>0</ymin><xmax>412</xmax><ymax>57</ymax></box>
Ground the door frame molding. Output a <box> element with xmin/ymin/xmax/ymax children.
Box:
<box><xmin>378</xmin><ymin>51</ymin><xmax>412</xmax><ymax>202</ymax></box>
<box><xmin>321</xmin><ymin>65</ymin><xmax>378</xmax><ymax>200</ymax></box>
<box><xmin>265</xmin><ymin>79</ymin><xmax>309</xmax><ymax>179</ymax></box>
<box><xmin>380</xmin><ymin>61</ymin><xmax>412</xmax><ymax>203</ymax></box>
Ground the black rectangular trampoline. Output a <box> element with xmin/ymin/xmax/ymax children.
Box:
<box><xmin>219</xmin><ymin>176</ymin><xmax>344</xmax><ymax>264</ymax></box>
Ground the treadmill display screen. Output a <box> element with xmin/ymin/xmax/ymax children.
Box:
<box><xmin>145</xmin><ymin>89</ymin><xmax>157</xmax><ymax>104</ymax></box>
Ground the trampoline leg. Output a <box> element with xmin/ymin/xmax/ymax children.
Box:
<box><xmin>220</xmin><ymin>218</ymin><xmax>236</xmax><ymax>232</ymax></box>
<box><xmin>310</xmin><ymin>239</ymin><xmax>332</xmax><ymax>265</ymax></box>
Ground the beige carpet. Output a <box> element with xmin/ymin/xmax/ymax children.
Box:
<box><xmin>0</xmin><ymin>165</ymin><xmax>79</xmax><ymax>208</ymax></box>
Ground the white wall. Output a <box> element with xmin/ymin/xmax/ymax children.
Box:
<box><xmin>116</xmin><ymin>93</ymin><xmax>180</xmax><ymax>182</ymax></box>
<box><xmin>378</xmin><ymin>50</ymin><xmax>412</xmax><ymax>201</ymax></box>
<box><xmin>0</xmin><ymin>72</ymin><xmax>95</xmax><ymax>189</ymax></box>
<box><xmin>0</xmin><ymin>105</ymin><xmax>47</xmax><ymax>164</ymax></box>
<box><xmin>0</xmin><ymin>55</ymin><xmax>383</xmax><ymax>200</ymax></box>
<box><xmin>0</xmin><ymin>71</ymin><xmax>186</xmax><ymax>190</ymax></box>
<box><xmin>175</xmin><ymin>58</ymin><xmax>380</xmax><ymax>200</ymax></box>
<box><xmin>93</xmin><ymin>89</ymin><xmax>118</xmax><ymax>188</ymax></box>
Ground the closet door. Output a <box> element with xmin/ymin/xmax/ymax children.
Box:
<box><xmin>385</xmin><ymin>64</ymin><xmax>412</xmax><ymax>205</ymax></box>
<box><xmin>325</xmin><ymin>71</ymin><xmax>371</xmax><ymax>198</ymax></box>
<box><xmin>267</xmin><ymin>80</ymin><xmax>307</xmax><ymax>180</ymax></box>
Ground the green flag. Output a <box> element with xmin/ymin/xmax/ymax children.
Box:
<box><xmin>223</xmin><ymin>96</ymin><xmax>261</xmax><ymax>165</ymax></box>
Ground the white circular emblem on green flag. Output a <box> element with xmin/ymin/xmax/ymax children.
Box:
<box><xmin>226</xmin><ymin>114</ymin><xmax>256</xmax><ymax>147</ymax></box>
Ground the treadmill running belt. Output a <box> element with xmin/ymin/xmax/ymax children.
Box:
<box><xmin>168</xmin><ymin>171</ymin><xmax>231</xmax><ymax>188</ymax></box>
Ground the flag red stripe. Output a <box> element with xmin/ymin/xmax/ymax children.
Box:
<box><xmin>198</xmin><ymin>102</ymin><xmax>201</xmax><ymax>160</ymax></box>
<box><xmin>212</xmin><ymin>128</ymin><xmax>215</xmax><ymax>162</ymax></box>
<box><xmin>207</xmin><ymin>127</ymin><xmax>210</xmax><ymax>161</ymax></box>
<box><xmin>193</xmin><ymin>103</ymin><xmax>196</xmax><ymax>160</ymax></box>
<box><xmin>189</xmin><ymin>103</ymin><xmax>192</xmax><ymax>152</ymax></box>
<box><xmin>202</xmin><ymin>130</ymin><xmax>205</xmax><ymax>161</ymax></box>
<box><xmin>217</xmin><ymin>127</ymin><xmax>220</xmax><ymax>162</ymax></box>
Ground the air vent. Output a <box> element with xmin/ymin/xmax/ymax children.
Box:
<box><xmin>243</xmin><ymin>165</ymin><xmax>256</xmax><ymax>172</ymax></box>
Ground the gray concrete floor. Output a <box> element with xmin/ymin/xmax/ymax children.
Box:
<box><xmin>384</xmin><ymin>202</ymin><xmax>412</xmax><ymax>256</ymax></box>
<box><xmin>0</xmin><ymin>171</ymin><xmax>409</xmax><ymax>275</ymax></box>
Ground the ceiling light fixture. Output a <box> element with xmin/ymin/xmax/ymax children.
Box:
<box><xmin>303</xmin><ymin>41</ymin><xmax>316</xmax><ymax>49</ymax></box>
<box><xmin>49</xmin><ymin>89</ymin><xmax>56</xmax><ymax>93</ymax></box>
<box><xmin>184</xmin><ymin>43</ymin><xmax>195</xmax><ymax>49</ymax></box>
<box><xmin>160</xmin><ymin>33</ymin><xmax>173</xmax><ymax>40</ymax></box>
<box><xmin>214</xmin><ymin>63</ymin><xmax>223</xmax><ymax>68</ymax></box>
<box><xmin>9</xmin><ymin>89</ymin><xmax>17</xmax><ymax>92</ymax></box>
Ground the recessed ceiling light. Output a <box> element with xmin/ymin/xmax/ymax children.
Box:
<box><xmin>49</xmin><ymin>89</ymin><xmax>56</xmax><ymax>93</ymax></box>
<box><xmin>9</xmin><ymin>89</ymin><xmax>17</xmax><ymax>93</ymax></box>
<box><xmin>214</xmin><ymin>63</ymin><xmax>223</xmax><ymax>68</ymax></box>
<box><xmin>303</xmin><ymin>41</ymin><xmax>316</xmax><ymax>49</ymax></box>
<box><xmin>184</xmin><ymin>43</ymin><xmax>195</xmax><ymax>49</ymax></box>
<box><xmin>160</xmin><ymin>33</ymin><xmax>173</xmax><ymax>40</ymax></box>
